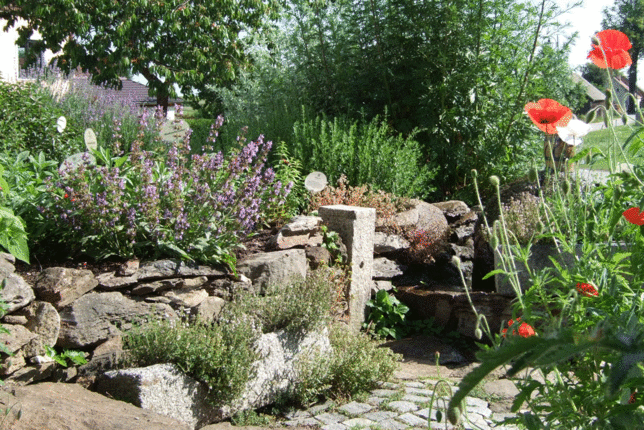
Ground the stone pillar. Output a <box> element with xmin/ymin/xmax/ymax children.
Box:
<box><xmin>319</xmin><ymin>205</ymin><xmax>375</xmax><ymax>332</ymax></box>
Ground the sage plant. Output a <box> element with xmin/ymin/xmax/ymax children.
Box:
<box><xmin>46</xmin><ymin>114</ymin><xmax>291</xmax><ymax>267</ymax></box>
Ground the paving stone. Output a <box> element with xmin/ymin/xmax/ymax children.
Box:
<box><xmin>366</xmin><ymin>396</ymin><xmax>386</xmax><ymax>406</ymax></box>
<box><xmin>284</xmin><ymin>417</ymin><xmax>320</xmax><ymax>427</ymax></box>
<box><xmin>309</xmin><ymin>400</ymin><xmax>333</xmax><ymax>414</ymax></box>
<box><xmin>397</xmin><ymin>412</ymin><xmax>429</xmax><ymax>427</ymax></box>
<box><xmin>415</xmin><ymin>407</ymin><xmax>443</xmax><ymax>422</ymax></box>
<box><xmin>341</xmin><ymin>418</ymin><xmax>375</xmax><ymax>428</ymax></box>
<box><xmin>404</xmin><ymin>381</ymin><xmax>425</xmax><ymax>388</ymax></box>
<box><xmin>403</xmin><ymin>394</ymin><xmax>432</xmax><ymax>403</ymax></box>
<box><xmin>469</xmin><ymin>404</ymin><xmax>493</xmax><ymax>418</ymax></box>
<box><xmin>376</xmin><ymin>418</ymin><xmax>408</xmax><ymax>430</ymax></box>
<box><xmin>379</xmin><ymin>381</ymin><xmax>399</xmax><ymax>389</ymax></box>
<box><xmin>465</xmin><ymin>396</ymin><xmax>489</xmax><ymax>409</ymax></box>
<box><xmin>284</xmin><ymin>410</ymin><xmax>312</xmax><ymax>419</ymax></box>
<box><xmin>362</xmin><ymin>410</ymin><xmax>398</xmax><ymax>422</ymax></box>
<box><xmin>321</xmin><ymin>424</ymin><xmax>347</xmax><ymax>430</ymax></box>
<box><xmin>370</xmin><ymin>388</ymin><xmax>399</xmax><ymax>397</ymax></box>
<box><xmin>316</xmin><ymin>412</ymin><xmax>347</xmax><ymax>425</ymax></box>
<box><xmin>386</xmin><ymin>400</ymin><xmax>418</xmax><ymax>413</ymax></box>
<box><xmin>404</xmin><ymin>387</ymin><xmax>435</xmax><ymax>396</ymax></box>
<box><xmin>338</xmin><ymin>401</ymin><xmax>373</xmax><ymax>416</ymax></box>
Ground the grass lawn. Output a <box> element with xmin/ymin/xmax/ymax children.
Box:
<box><xmin>578</xmin><ymin>124</ymin><xmax>644</xmax><ymax>170</ymax></box>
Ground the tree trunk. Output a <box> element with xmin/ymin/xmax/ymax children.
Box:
<box><xmin>628</xmin><ymin>48</ymin><xmax>640</xmax><ymax>114</ymax></box>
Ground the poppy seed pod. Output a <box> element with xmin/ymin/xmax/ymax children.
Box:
<box><xmin>528</xmin><ymin>166</ymin><xmax>539</xmax><ymax>182</ymax></box>
<box><xmin>489</xmin><ymin>175</ymin><xmax>500</xmax><ymax>187</ymax></box>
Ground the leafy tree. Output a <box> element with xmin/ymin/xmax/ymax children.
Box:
<box><xmin>0</xmin><ymin>0</ymin><xmax>278</xmax><ymax>111</ymax></box>
<box><xmin>580</xmin><ymin>62</ymin><xmax>610</xmax><ymax>90</ymax></box>
<box><xmin>603</xmin><ymin>0</ymin><xmax>644</xmax><ymax>113</ymax></box>
<box><xmin>279</xmin><ymin>0</ymin><xmax>585</xmax><ymax>198</ymax></box>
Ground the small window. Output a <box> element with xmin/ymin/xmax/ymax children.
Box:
<box><xmin>18</xmin><ymin>39</ymin><xmax>45</xmax><ymax>78</ymax></box>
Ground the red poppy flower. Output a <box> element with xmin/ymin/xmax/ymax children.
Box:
<box><xmin>576</xmin><ymin>282</ymin><xmax>598</xmax><ymax>297</ymax></box>
<box><xmin>517</xmin><ymin>323</ymin><xmax>536</xmax><ymax>338</ymax></box>
<box><xmin>502</xmin><ymin>318</ymin><xmax>535</xmax><ymax>338</ymax></box>
<box><xmin>524</xmin><ymin>99</ymin><xmax>573</xmax><ymax>134</ymax></box>
<box><xmin>64</xmin><ymin>193</ymin><xmax>69</xmax><ymax>199</ymax></box>
<box><xmin>623</xmin><ymin>207</ymin><xmax>644</xmax><ymax>225</ymax></box>
<box><xmin>588</xmin><ymin>30</ymin><xmax>632</xmax><ymax>69</ymax></box>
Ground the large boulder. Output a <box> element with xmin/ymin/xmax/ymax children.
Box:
<box><xmin>57</xmin><ymin>291</ymin><xmax>177</xmax><ymax>349</ymax></box>
<box><xmin>96</xmin><ymin>328</ymin><xmax>331</xmax><ymax>428</ymax></box>
<box><xmin>96</xmin><ymin>363</ymin><xmax>218</xmax><ymax>430</ymax></box>
<box><xmin>0</xmin><ymin>382</ymin><xmax>191</xmax><ymax>430</ymax></box>
<box><xmin>384</xmin><ymin>199</ymin><xmax>449</xmax><ymax>241</ymax></box>
<box><xmin>237</xmin><ymin>249</ymin><xmax>307</xmax><ymax>294</ymax></box>
<box><xmin>34</xmin><ymin>267</ymin><xmax>98</xmax><ymax>309</ymax></box>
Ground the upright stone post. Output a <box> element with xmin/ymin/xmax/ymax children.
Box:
<box><xmin>318</xmin><ymin>205</ymin><xmax>375</xmax><ymax>332</ymax></box>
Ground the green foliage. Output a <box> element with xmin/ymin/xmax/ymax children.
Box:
<box><xmin>227</xmin><ymin>267</ymin><xmax>336</xmax><ymax>334</ymax></box>
<box><xmin>123</xmin><ymin>317</ymin><xmax>259</xmax><ymax>406</ymax></box>
<box><xmin>263</xmin><ymin>141</ymin><xmax>306</xmax><ymax>223</ymax></box>
<box><xmin>44</xmin><ymin>345</ymin><xmax>88</xmax><ymax>367</ymax></box>
<box><xmin>282</xmin><ymin>0</ymin><xmax>585</xmax><ymax>199</ymax></box>
<box><xmin>363</xmin><ymin>289</ymin><xmax>410</xmax><ymax>340</ymax></box>
<box><xmin>210</xmin><ymin>34</ymin><xmax>309</xmax><ymax>149</ymax></box>
<box><xmin>2</xmin><ymin>0</ymin><xmax>279</xmax><ymax>110</ymax></box>
<box><xmin>0</xmin><ymin>80</ymin><xmax>83</xmax><ymax>160</ymax></box>
<box><xmin>291</xmin><ymin>113</ymin><xmax>434</xmax><ymax>198</ymax></box>
<box><xmin>185</xmin><ymin>118</ymin><xmax>238</xmax><ymax>156</ymax></box>
<box><xmin>461</xmin><ymin>90</ymin><xmax>644</xmax><ymax>428</ymax></box>
<box><xmin>231</xmin><ymin>410</ymin><xmax>274</xmax><ymax>427</ymax></box>
<box><xmin>289</xmin><ymin>324</ymin><xmax>401</xmax><ymax>406</ymax></box>
<box><xmin>0</xmin><ymin>166</ymin><xmax>29</xmax><ymax>264</ymax></box>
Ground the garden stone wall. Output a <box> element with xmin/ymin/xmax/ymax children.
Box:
<box><xmin>0</xmin><ymin>201</ymin><xmax>509</xmax><ymax>428</ymax></box>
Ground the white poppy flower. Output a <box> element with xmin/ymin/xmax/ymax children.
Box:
<box><xmin>556</xmin><ymin>119</ymin><xmax>591</xmax><ymax>146</ymax></box>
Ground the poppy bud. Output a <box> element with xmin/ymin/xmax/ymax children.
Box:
<box><xmin>528</xmin><ymin>166</ymin><xmax>539</xmax><ymax>182</ymax></box>
<box><xmin>622</xmin><ymin>113</ymin><xmax>629</xmax><ymax>125</ymax></box>
<box><xmin>586</xmin><ymin>109</ymin><xmax>596</xmax><ymax>124</ymax></box>
<box><xmin>592</xmin><ymin>35</ymin><xmax>601</xmax><ymax>45</ymax></box>
<box><xmin>489</xmin><ymin>175</ymin><xmax>500</xmax><ymax>187</ymax></box>
<box><xmin>471</xmin><ymin>169</ymin><xmax>478</xmax><ymax>178</ymax></box>
<box><xmin>451</xmin><ymin>255</ymin><xmax>462</xmax><ymax>269</ymax></box>
<box><xmin>474</xmin><ymin>327</ymin><xmax>482</xmax><ymax>340</ymax></box>
<box><xmin>605</xmin><ymin>88</ymin><xmax>612</xmax><ymax>107</ymax></box>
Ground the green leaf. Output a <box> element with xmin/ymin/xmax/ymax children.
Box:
<box><xmin>482</xmin><ymin>269</ymin><xmax>507</xmax><ymax>280</ymax></box>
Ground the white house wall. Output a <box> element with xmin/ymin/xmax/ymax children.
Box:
<box><xmin>0</xmin><ymin>19</ymin><xmax>20</xmax><ymax>82</ymax></box>
<box><xmin>0</xmin><ymin>18</ymin><xmax>56</xmax><ymax>83</ymax></box>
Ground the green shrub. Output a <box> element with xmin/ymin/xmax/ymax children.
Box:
<box><xmin>227</xmin><ymin>267</ymin><xmax>336</xmax><ymax>334</ymax></box>
<box><xmin>291</xmin><ymin>112</ymin><xmax>435</xmax><ymax>199</ymax></box>
<box><xmin>123</xmin><ymin>317</ymin><xmax>259</xmax><ymax>406</ymax></box>
<box><xmin>0</xmin><ymin>80</ymin><xmax>83</xmax><ymax>160</ymax></box>
<box><xmin>186</xmin><ymin>118</ymin><xmax>239</xmax><ymax>155</ymax></box>
<box><xmin>290</xmin><ymin>323</ymin><xmax>401</xmax><ymax>406</ymax></box>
